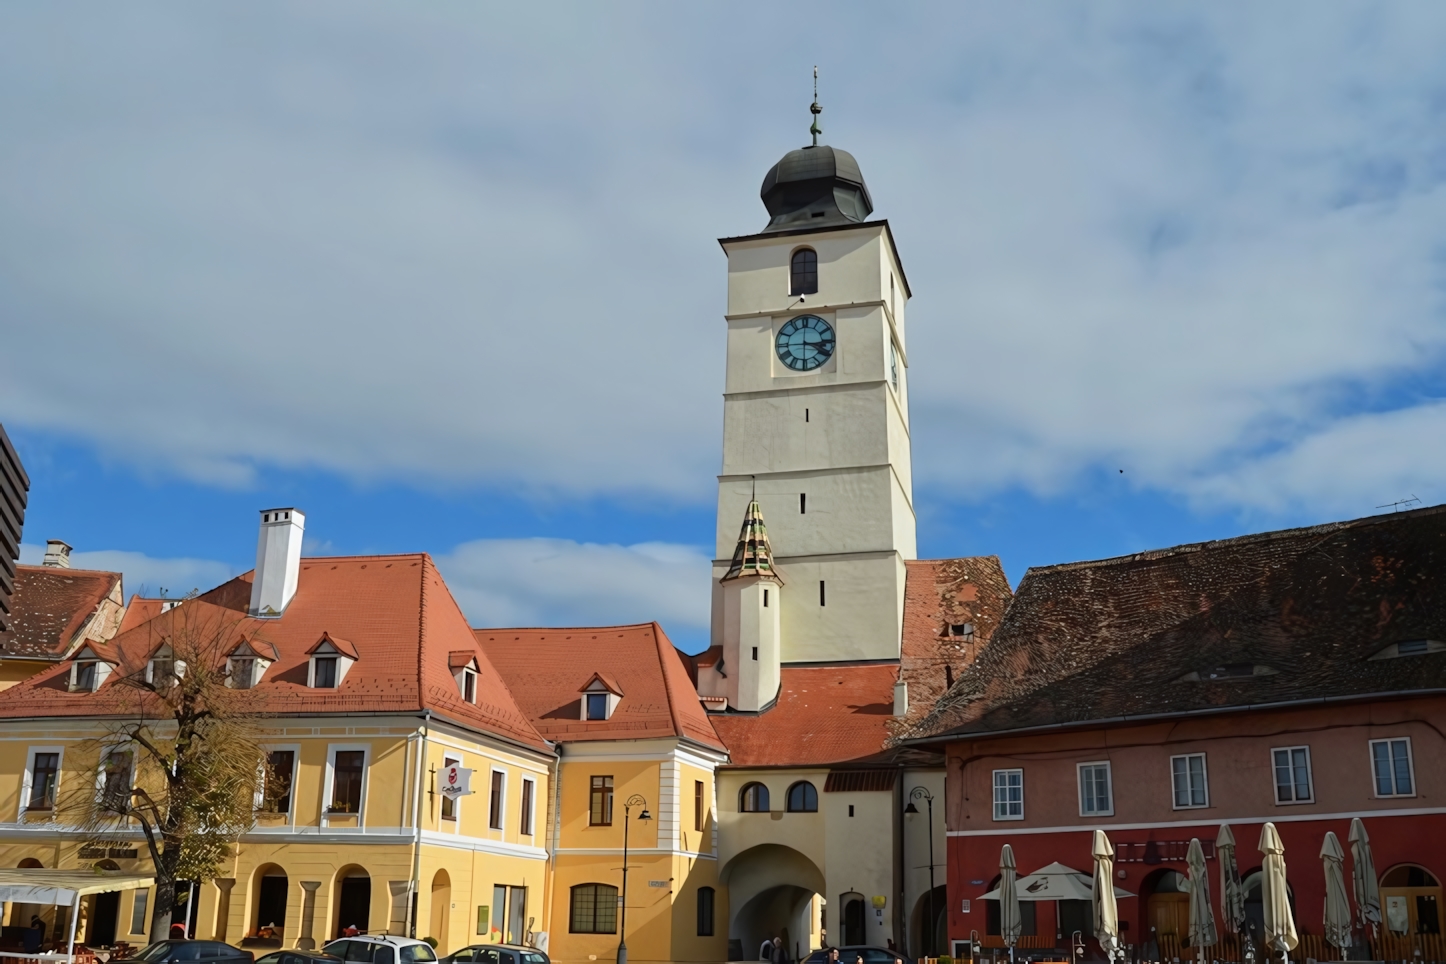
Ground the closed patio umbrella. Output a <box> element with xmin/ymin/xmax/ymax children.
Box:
<box><xmin>1186</xmin><ymin>837</ymin><xmax>1218</xmax><ymax>962</ymax></box>
<box><xmin>1349</xmin><ymin>817</ymin><xmax>1381</xmax><ymax>938</ymax></box>
<box><xmin>1000</xmin><ymin>843</ymin><xmax>1022</xmax><ymax>960</ymax></box>
<box><xmin>1259</xmin><ymin>822</ymin><xmax>1299</xmax><ymax>962</ymax></box>
<box><xmin>1217</xmin><ymin>824</ymin><xmax>1245</xmax><ymax>936</ymax></box>
<box><xmin>1321</xmin><ymin>831</ymin><xmax>1352</xmax><ymax>959</ymax></box>
<box><xmin>1092</xmin><ymin>830</ymin><xmax>1121</xmax><ymax>962</ymax></box>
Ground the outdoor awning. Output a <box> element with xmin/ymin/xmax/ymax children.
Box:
<box><xmin>979</xmin><ymin>861</ymin><xmax>1134</xmax><ymax>901</ymax></box>
<box><xmin>0</xmin><ymin>869</ymin><xmax>154</xmax><ymax>905</ymax></box>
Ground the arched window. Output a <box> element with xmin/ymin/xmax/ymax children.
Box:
<box><xmin>696</xmin><ymin>886</ymin><xmax>715</xmax><ymax>936</ymax></box>
<box><xmin>786</xmin><ymin>781</ymin><xmax>818</xmax><ymax>812</ymax></box>
<box><xmin>791</xmin><ymin>249</ymin><xmax>818</xmax><ymax>295</ymax></box>
<box><xmin>739</xmin><ymin>782</ymin><xmax>770</xmax><ymax>812</ymax></box>
<box><xmin>569</xmin><ymin>883</ymin><xmax>618</xmax><ymax>934</ymax></box>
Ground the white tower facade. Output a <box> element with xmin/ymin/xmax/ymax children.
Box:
<box><xmin>711</xmin><ymin>145</ymin><xmax>915</xmax><ymax>665</ymax></box>
<box><xmin>717</xmin><ymin>501</ymin><xmax>784</xmax><ymax>711</ymax></box>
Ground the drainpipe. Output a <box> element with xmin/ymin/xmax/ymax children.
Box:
<box><xmin>408</xmin><ymin>711</ymin><xmax>431</xmax><ymax>939</ymax></box>
<box><xmin>545</xmin><ymin>748</ymin><xmax>562</xmax><ymax>941</ymax></box>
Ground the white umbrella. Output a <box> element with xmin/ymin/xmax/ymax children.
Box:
<box><xmin>1259</xmin><ymin>822</ymin><xmax>1299</xmax><ymax>962</ymax></box>
<box><xmin>1349</xmin><ymin>817</ymin><xmax>1381</xmax><ymax>939</ymax></box>
<box><xmin>1000</xmin><ymin>844</ymin><xmax>1022</xmax><ymax>957</ymax></box>
<box><xmin>1321</xmin><ymin>831</ymin><xmax>1352</xmax><ymax>959</ymax></box>
<box><xmin>978</xmin><ymin>862</ymin><xmax>1134</xmax><ymax>902</ymax></box>
<box><xmin>1186</xmin><ymin>837</ymin><xmax>1218</xmax><ymax>961</ymax></box>
<box><xmin>1093</xmin><ymin>831</ymin><xmax>1121</xmax><ymax>962</ymax></box>
<box><xmin>1217</xmin><ymin>824</ymin><xmax>1245</xmax><ymax>935</ymax></box>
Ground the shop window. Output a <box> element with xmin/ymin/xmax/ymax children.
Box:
<box><xmin>570</xmin><ymin>883</ymin><xmax>618</xmax><ymax>934</ymax></box>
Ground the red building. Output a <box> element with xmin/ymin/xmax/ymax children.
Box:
<box><xmin>905</xmin><ymin>505</ymin><xmax>1446</xmax><ymax>960</ymax></box>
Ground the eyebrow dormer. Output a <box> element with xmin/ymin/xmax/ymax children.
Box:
<box><xmin>449</xmin><ymin>652</ymin><xmax>480</xmax><ymax>704</ymax></box>
<box><xmin>226</xmin><ymin>637</ymin><xmax>279</xmax><ymax>689</ymax></box>
<box><xmin>68</xmin><ymin>643</ymin><xmax>115</xmax><ymax>693</ymax></box>
<box><xmin>578</xmin><ymin>672</ymin><xmax>624</xmax><ymax>721</ymax></box>
<box><xmin>306</xmin><ymin>632</ymin><xmax>358</xmax><ymax>689</ymax></box>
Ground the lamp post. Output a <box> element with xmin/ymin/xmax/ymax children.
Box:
<box><xmin>904</xmin><ymin>787</ymin><xmax>937</xmax><ymax>957</ymax></box>
<box><xmin>617</xmin><ymin>794</ymin><xmax>651</xmax><ymax>964</ymax></box>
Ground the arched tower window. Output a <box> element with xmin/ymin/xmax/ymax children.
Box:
<box><xmin>786</xmin><ymin>781</ymin><xmax>818</xmax><ymax>812</ymax></box>
<box><xmin>791</xmin><ymin>249</ymin><xmax>818</xmax><ymax>295</ymax></box>
<box><xmin>739</xmin><ymin>782</ymin><xmax>770</xmax><ymax>812</ymax></box>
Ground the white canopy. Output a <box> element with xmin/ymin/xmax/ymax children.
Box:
<box><xmin>0</xmin><ymin>869</ymin><xmax>154</xmax><ymax>904</ymax></box>
<box><xmin>979</xmin><ymin>862</ymin><xmax>1135</xmax><ymax>902</ymax></box>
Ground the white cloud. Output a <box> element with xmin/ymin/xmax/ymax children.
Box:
<box><xmin>434</xmin><ymin>538</ymin><xmax>712</xmax><ymax>645</ymax></box>
<box><xmin>18</xmin><ymin>544</ymin><xmax>238</xmax><ymax>600</ymax></box>
<box><xmin>1</xmin><ymin>5</ymin><xmax>1445</xmax><ymax>518</ymax></box>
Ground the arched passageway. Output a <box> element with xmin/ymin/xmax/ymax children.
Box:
<box><xmin>333</xmin><ymin>866</ymin><xmax>371</xmax><ymax>938</ymax></box>
<box><xmin>840</xmin><ymin>892</ymin><xmax>865</xmax><ymax>947</ymax></box>
<box><xmin>251</xmin><ymin>863</ymin><xmax>288</xmax><ymax>943</ymax></box>
<box><xmin>721</xmin><ymin>844</ymin><xmax>825</xmax><ymax>961</ymax></box>
<box><xmin>910</xmin><ymin>886</ymin><xmax>947</xmax><ymax>957</ymax></box>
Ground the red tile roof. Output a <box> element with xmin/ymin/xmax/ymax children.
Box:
<box><xmin>0</xmin><ymin>565</ymin><xmax>122</xmax><ymax>659</ymax></box>
<box><xmin>118</xmin><ymin>596</ymin><xmax>166</xmax><ymax>634</ymax></box>
<box><xmin>709</xmin><ymin>663</ymin><xmax>899</xmax><ymax>767</ymax></box>
<box><xmin>477</xmin><ymin>623</ymin><xmax>725</xmax><ymax>751</ymax></box>
<box><xmin>0</xmin><ymin>555</ymin><xmax>549</xmax><ymax>752</ymax></box>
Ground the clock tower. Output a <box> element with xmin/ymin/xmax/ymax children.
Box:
<box><xmin>710</xmin><ymin>117</ymin><xmax>916</xmax><ymax>676</ymax></box>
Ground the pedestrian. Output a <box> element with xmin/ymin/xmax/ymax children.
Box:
<box><xmin>761</xmin><ymin>938</ymin><xmax>774</xmax><ymax>961</ymax></box>
<box><xmin>22</xmin><ymin>917</ymin><xmax>44</xmax><ymax>954</ymax></box>
<box><xmin>170</xmin><ymin>923</ymin><xmax>187</xmax><ymax>940</ymax></box>
<box><xmin>771</xmin><ymin>937</ymin><xmax>789</xmax><ymax>964</ymax></box>
<box><xmin>824</xmin><ymin>948</ymin><xmax>840</xmax><ymax>964</ymax></box>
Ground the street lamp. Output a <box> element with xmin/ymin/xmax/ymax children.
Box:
<box><xmin>904</xmin><ymin>787</ymin><xmax>937</xmax><ymax>957</ymax></box>
<box><xmin>617</xmin><ymin>794</ymin><xmax>651</xmax><ymax>964</ymax></box>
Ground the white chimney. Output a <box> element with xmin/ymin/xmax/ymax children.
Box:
<box><xmin>248</xmin><ymin>508</ymin><xmax>305</xmax><ymax>617</ymax></box>
<box><xmin>42</xmin><ymin>540</ymin><xmax>72</xmax><ymax>568</ymax></box>
<box><xmin>893</xmin><ymin>679</ymin><xmax>909</xmax><ymax>717</ymax></box>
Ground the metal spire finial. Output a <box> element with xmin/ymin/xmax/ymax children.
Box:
<box><xmin>809</xmin><ymin>65</ymin><xmax>822</xmax><ymax>147</ymax></box>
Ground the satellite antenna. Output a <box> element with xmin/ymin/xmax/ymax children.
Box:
<box><xmin>1376</xmin><ymin>495</ymin><xmax>1423</xmax><ymax>513</ymax></box>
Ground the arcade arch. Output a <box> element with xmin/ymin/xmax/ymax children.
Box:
<box><xmin>722</xmin><ymin>844</ymin><xmax>826</xmax><ymax>961</ymax></box>
<box><xmin>332</xmin><ymin>865</ymin><xmax>371</xmax><ymax>939</ymax></box>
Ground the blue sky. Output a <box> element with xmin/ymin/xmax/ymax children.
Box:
<box><xmin>5</xmin><ymin>3</ymin><xmax>1446</xmax><ymax>652</ymax></box>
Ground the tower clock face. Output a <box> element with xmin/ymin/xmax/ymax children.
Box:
<box><xmin>776</xmin><ymin>315</ymin><xmax>835</xmax><ymax>372</ymax></box>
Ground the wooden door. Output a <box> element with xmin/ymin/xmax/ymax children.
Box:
<box><xmin>1148</xmin><ymin>893</ymin><xmax>1190</xmax><ymax>938</ymax></box>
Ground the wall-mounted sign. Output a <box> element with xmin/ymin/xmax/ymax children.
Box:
<box><xmin>442</xmin><ymin>764</ymin><xmax>474</xmax><ymax>797</ymax></box>
<box><xmin>960</xmin><ymin>900</ymin><xmax>971</xmax><ymax>914</ymax></box>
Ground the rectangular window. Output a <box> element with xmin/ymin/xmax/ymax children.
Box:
<box><xmin>819</xmin><ymin>581</ymin><xmax>826</xmax><ymax>606</ymax></box>
<box><xmin>462</xmin><ymin>670</ymin><xmax>476</xmax><ymax>703</ymax></box>
<box><xmin>586</xmin><ymin>692</ymin><xmax>608</xmax><ymax>720</ymax></box>
<box><xmin>590</xmin><ymin>775</ymin><xmax>614</xmax><ymax>826</ymax></box>
<box><xmin>800</xmin><ymin>493</ymin><xmax>806</xmax><ymax>514</ymax></box>
<box><xmin>520</xmin><ymin>777</ymin><xmax>535</xmax><ymax>835</ymax></box>
<box><xmin>331</xmin><ymin>750</ymin><xmax>365</xmax><ymax>813</ymax></box>
<box><xmin>751</xmin><ymin>647</ymin><xmax>758</xmax><ymax>660</ymax></box>
<box><xmin>489</xmin><ymin>770</ymin><xmax>505</xmax><ymax>830</ymax></box>
<box><xmin>314</xmin><ymin>656</ymin><xmax>338</xmax><ymax>688</ymax></box>
<box><xmin>442</xmin><ymin>756</ymin><xmax>461</xmax><ymax>821</ymax></box>
<box><xmin>992</xmin><ymin>769</ymin><xmax>1023</xmax><ymax>821</ymax></box>
<box><xmin>763</xmin><ymin>589</ymin><xmax>769</xmax><ymax>607</ymax></box>
<box><xmin>130</xmin><ymin>889</ymin><xmax>150</xmax><ymax>935</ymax></box>
<box><xmin>695</xmin><ymin>780</ymin><xmax>705</xmax><ymax>832</ymax></box>
<box><xmin>75</xmin><ymin>661</ymin><xmax>97</xmax><ymax>692</ymax></box>
<box><xmin>569</xmin><ymin>883</ymin><xmax>618</xmax><ymax>934</ymax></box>
<box><xmin>507</xmin><ymin>886</ymin><xmax>526</xmax><ymax>945</ymax></box>
<box><xmin>493</xmin><ymin>885</ymin><xmax>508</xmax><ymax>940</ymax></box>
<box><xmin>28</xmin><ymin>752</ymin><xmax>60</xmax><ymax>811</ymax></box>
<box><xmin>264</xmin><ymin>750</ymin><xmax>295</xmax><ymax>814</ymax></box>
<box><xmin>1171</xmin><ymin>753</ymin><xmax>1208</xmax><ymax>809</ymax></box>
<box><xmin>102</xmin><ymin>749</ymin><xmax>133</xmax><ymax>813</ymax></box>
<box><xmin>1078</xmin><ymin>762</ymin><xmax>1113</xmax><ymax>816</ymax></box>
<box><xmin>697</xmin><ymin>886</ymin><xmax>715</xmax><ymax>937</ymax></box>
<box><xmin>1370</xmin><ymin>738</ymin><xmax>1414</xmax><ymax>797</ymax></box>
<box><xmin>1272</xmin><ymin>746</ymin><xmax>1313</xmax><ymax>804</ymax></box>
<box><xmin>231</xmin><ymin>658</ymin><xmax>256</xmax><ymax>689</ymax></box>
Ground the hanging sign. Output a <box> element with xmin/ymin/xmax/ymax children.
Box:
<box><xmin>441</xmin><ymin>764</ymin><xmax>474</xmax><ymax>797</ymax></box>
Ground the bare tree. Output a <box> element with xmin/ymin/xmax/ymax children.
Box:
<box><xmin>62</xmin><ymin>600</ymin><xmax>273</xmax><ymax>943</ymax></box>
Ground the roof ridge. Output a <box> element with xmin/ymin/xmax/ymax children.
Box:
<box><xmin>299</xmin><ymin>552</ymin><xmax>428</xmax><ymax>564</ymax></box>
<box><xmin>651</xmin><ymin>621</ymin><xmax>688</xmax><ymax>740</ymax></box>
<box><xmin>1022</xmin><ymin>503</ymin><xmax>1446</xmax><ymax>578</ymax></box>
<box><xmin>470</xmin><ymin>622</ymin><xmax>661</xmax><ymax>634</ymax></box>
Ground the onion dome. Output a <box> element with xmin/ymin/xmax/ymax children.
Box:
<box><xmin>758</xmin><ymin>74</ymin><xmax>873</xmax><ymax>232</ymax></box>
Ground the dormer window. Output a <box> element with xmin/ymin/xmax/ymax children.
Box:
<box><xmin>146</xmin><ymin>644</ymin><xmax>185</xmax><ymax>687</ymax></box>
<box><xmin>306</xmin><ymin>633</ymin><xmax>357</xmax><ymax>689</ymax></box>
<box><xmin>68</xmin><ymin>645</ymin><xmax>113</xmax><ymax>693</ymax></box>
<box><xmin>449</xmin><ymin>652</ymin><xmax>481</xmax><ymax>704</ymax></box>
<box><xmin>944</xmin><ymin>622</ymin><xmax>975</xmax><ymax>641</ymax></box>
<box><xmin>226</xmin><ymin>638</ymin><xmax>278</xmax><ymax>689</ymax></box>
<box><xmin>578</xmin><ymin>672</ymin><xmax>624</xmax><ymax>721</ymax></box>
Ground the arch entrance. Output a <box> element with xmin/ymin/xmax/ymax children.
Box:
<box><xmin>1381</xmin><ymin>864</ymin><xmax>1443</xmax><ymax>935</ymax></box>
<box><xmin>429</xmin><ymin>870</ymin><xmax>452</xmax><ymax>951</ymax></box>
<box><xmin>251</xmin><ymin>863</ymin><xmax>288</xmax><ymax>944</ymax></box>
<box><xmin>333</xmin><ymin>866</ymin><xmax>371</xmax><ymax>939</ymax></box>
<box><xmin>721</xmin><ymin>844</ymin><xmax>826</xmax><ymax>961</ymax></box>
<box><xmin>910</xmin><ymin>886</ymin><xmax>947</xmax><ymax>957</ymax></box>
<box><xmin>87</xmin><ymin>861</ymin><xmax>123</xmax><ymax>947</ymax></box>
<box><xmin>840</xmin><ymin>892</ymin><xmax>865</xmax><ymax>947</ymax></box>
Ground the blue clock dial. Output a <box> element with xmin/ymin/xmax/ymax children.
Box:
<box><xmin>776</xmin><ymin>315</ymin><xmax>835</xmax><ymax>372</ymax></box>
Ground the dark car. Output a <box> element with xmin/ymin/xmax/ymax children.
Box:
<box><xmin>801</xmin><ymin>948</ymin><xmax>902</xmax><ymax>964</ymax></box>
<box><xmin>255</xmin><ymin>952</ymin><xmax>343</xmax><ymax>964</ymax></box>
<box><xmin>132</xmin><ymin>941</ymin><xmax>256</xmax><ymax>964</ymax></box>
<box><xmin>441</xmin><ymin>944</ymin><xmax>548</xmax><ymax>964</ymax></box>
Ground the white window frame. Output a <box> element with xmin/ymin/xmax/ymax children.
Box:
<box><xmin>128</xmin><ymin>887</ymin><xmax>151</xmax><ymax>936</ymax></box>
<box><xmin>441</xmin><ymin>754</ymin><xmax>463</xmax><ymax>825</ymax></box>
<box><xmin>95</xmin><ymin>744</ymin><xmax>136</xmax><ymax>818</ymax></box>
<box><xmin>69</xmin><ymin>657</ymin><xmax>111</xmax><ymax>693</ymax></box>
<box><xmin>520</xmin><ymin>777</ymin><xmax>535</xmax><ymax>836</ymax></box>
<box><xmin>306</xmin><ymin>640</ymin><xmax>356</xmax><ymax>689</ymax></box>
<box><xmin>488</xmin><ymin>767</ymin><xmax>508</xmax><ymax>833</ymax></box>
<box><xmin>1077</xmin><ymin>761</ymin><xmax>1114</xmax><ymax>817</ymax></box>
<box><xmin>145</xmin><ymin>646</ymin><xmax>185</xmax><ymax>686</ymax></box>
<box><xmin>1170</xmin><ymin>753</ymin><xmax>1210</xmax><ymax>810</ymax></box>
<box><xmin>256</xmin><ymin>744</ymin><xmax>301</xmax><ymax>826</ymax></box>
<box><xmin>1271</xmin><ymin>745</ymin><xmax>1314</xmax><ymax>805</ymax></box>
<box><xmin>20</xmin><ymin>746</ymin><xmax>65</xmax><ymax>818</ymax></box>
<box><xmin>1369</xmin><ymin>738</ymin><xmax>1416</xmax><ymax>799</ymax></box>
<box><xmin>992</xmin><ymin>768</ymin><xmax>1024</xmax><ymax>821</ymax></box>
<box><xmin>321</xmin><ymin>743</ymin><xmax>371</xmax><ymax>822</ymax></box>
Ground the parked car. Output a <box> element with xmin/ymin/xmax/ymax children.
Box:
<box><xmin>323</xmin><ymin>935</ymin><xmax>438</xmax><ymax>964</ymax></box>
<box><xmin>441</xmin><ymin>944</ymin><xmax>548</xmax><ymax>964</ymax></box>
<box><xmin>255</xmin><ymin>951</ymin><xmax>343</xmax><ymax>964</ymax></box>
<box><xmin>801</xmin><ymin>947</ymin><xmax>903</xmax><ymax>964</ymax></box>
<box><xmin>132</xmin><ymin>941</ymin><xmax>256</xmax><ymax>964</ymax></box>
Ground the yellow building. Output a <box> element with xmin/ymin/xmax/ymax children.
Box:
<box><xmin>480</xmin><ymin>625</ymin><xmax>730</xmax><ymax>964</ymax></box>
<box><xmin>0</xmin><ymin>511</ymin><xmax>555</xmax><ymax>958</ymax></box>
